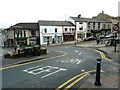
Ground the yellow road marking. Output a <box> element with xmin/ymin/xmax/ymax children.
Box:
<box><xmin>0</xmin><ymin>51</ymin><xmax>68</xmax><ymax>70</ymax></box>
<box><xmin>65</xmin><ymin>74</ymin><xmax>89</xmax><ymax>89</ymax></box>
<box><xmin>94</xmin><ymin>49</ymin><xmax>113</xmax><ymax>61</ymax></box>
<box><xmin>56</xmin><ymin>70</ymin><xmax>105</xmax><ymax>89</ymax></box>
<box><xmin>72</xmin><ymin>46</ymin><xmax>113</xmax><ymax>61</ymax></box>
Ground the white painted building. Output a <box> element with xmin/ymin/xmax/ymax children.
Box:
<box><xmin>38</xmin><ymin>20</ymin><xmax>75</xmax><ymax>45</ymax></box>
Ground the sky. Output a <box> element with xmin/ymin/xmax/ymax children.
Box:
<box><xmin>0</xmin><ymin>0</ymin><xmax>119</xmax><ymax>28</ymax></box>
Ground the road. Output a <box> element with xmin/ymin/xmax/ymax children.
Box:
<box><xmin>2</xmin><ymin>44</ymin><xmax>110</xmax><ymax>88</ymax></box>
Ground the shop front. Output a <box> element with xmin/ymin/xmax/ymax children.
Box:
<box><xmin>63</xmin><ymin>33</ymin><xmax>75</xmax><ymax>41</ymax></box>
<box><xmin>77</xmin><ymin>32</ymin><xmax>86</xmax><ymax>40</ymax></box>
<box><xmin>15</xmin><ymin>37</ymin><xmax>28</xmax><ymax>46</ymax></box>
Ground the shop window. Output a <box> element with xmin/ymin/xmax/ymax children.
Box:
<box><xmin>43</xmin><ymin>36</ymin><xmax>47</xmax><ymax>43</ymax></box>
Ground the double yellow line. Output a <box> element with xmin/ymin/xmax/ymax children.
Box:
<box><xmin>0</xmin><ymin>51</ymin><xmax>68</xmax><ymax>70</ymax></box>
<box><xmin>71</xmin><ymin>46</ymin><xmax>113</xmax><ymax>61</ymax></box>
<box><xmin>91</xmin><ymin>49</ymin><xmax>113</xmax><ymax>61</ymax></box>
<box><xmin>56</xmin><ymin>70</ymin><xmax>105</xmax><ymax>89</ymax></box>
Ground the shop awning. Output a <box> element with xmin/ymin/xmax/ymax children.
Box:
<box><xmin>15</xmin><ymin>37</ymin><xmax>28</xmax><ymax>40</ymax></box>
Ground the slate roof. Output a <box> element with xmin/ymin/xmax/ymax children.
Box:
<box><xmin>6</xmin><ymin>23</ymin><xmax>39</xmax><ymax>30</ymax></box>
<box><xmin>70</xmin><ymin>17</ymin><xmax>112</xmax><ymax>23</ymax></box>
<box><xmin>14</xmin><ymin>23</ymin><xmax>39</xmax><ymax>30</ymax></box>
<box><xmin>38</xmin><ymin>20</ymin><xmax>75</xmax><ymax>26</ymax></box>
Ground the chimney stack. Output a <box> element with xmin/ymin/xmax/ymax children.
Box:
<box><xmin>102</xmin><ymin>11</ymin><xmax>104</xmax><ymax>14</ymax></box>
<box><xmin>78</xmin><ymin>14</ymin><xmax>81</xmax><ymax>18</ymax></box>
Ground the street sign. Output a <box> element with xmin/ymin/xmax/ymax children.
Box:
<box><xmin>113</xmin><ymin>25</ymin><xmax>119</xmax><ymax>31</ymax></box>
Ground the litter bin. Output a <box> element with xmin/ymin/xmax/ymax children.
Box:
<box><xmin>33</xmin><ymin>45</ymin><xmax>41</xmax><ymax>56</ymax></box>
<box><xmin>24</xmin><ymin>47</ymin><xmax>33</xmax><ymax>56</ymax></box>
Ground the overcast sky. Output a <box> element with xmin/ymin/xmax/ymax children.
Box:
<box><xmin>0</xmin><ymin>0</ymin><xmax>119</xmax><ymax>28</ymax></box>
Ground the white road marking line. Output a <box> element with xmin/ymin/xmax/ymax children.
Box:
<box><xmin>76</xmin><ymin>60</ymin><xmax>81</xmax><ymax>64</ymax></box>
<box><xmin>41</xmin><ymin>68</ymin><xmax>67</xmax><ymax>78</ymax></box>
<box><xmin>81</xmin><ymin>69</ymin><xmax>85</xmax><ymax>72</ymax></box>
<box><xmin>75</xmin><ymin>50</ymin><xmax>78</xmax><ymax>52</ymax></box>
<box><xmin>25</xmin><ymin>66</ymin><xmax>52</xmax><ymax>75</ymax></box>
<box><xmin>79</xmin><ymin>52</ymin><xmax>81</xmax><ymax>55</ymax></box>
<box><xmin>23</xmin><ymin>65</ymin><xmax>43</xmax><ymax>72</ymax></box>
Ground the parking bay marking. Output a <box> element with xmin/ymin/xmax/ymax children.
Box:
<box><xmin>23</xmin><ymin>65</ymin><xmax>67</xmax><ymax>78</ymax></box>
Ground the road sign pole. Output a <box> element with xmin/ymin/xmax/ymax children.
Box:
<box><xmin>114</xmin><ymin>39</ymin><xmax>117</xmax><ymax>52</ymax></box>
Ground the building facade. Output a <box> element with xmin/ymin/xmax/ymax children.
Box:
<box><xmin>68</xmin><ymin>15</ymin><xmax>112</xmax><ymax>40</ymax></box>
<box><xmin>38</xmin><ymin>20</ymin><xmax>75</xmax><ymax>45</ymax></box>
<box><xmin>5</xmin><ymin>23</ymin><xmax>39</xmax><ymax>47</ymax></box>
<box><xmin>93</xmin><ymin>11</ymin><xmax>119</xmax><ymax>35</ymax></box>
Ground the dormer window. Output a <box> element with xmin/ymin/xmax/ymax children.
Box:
<box><xmin>79</xmin><ymin>22</ymin><xmax>83</xmax><ymax>24</ymax></box>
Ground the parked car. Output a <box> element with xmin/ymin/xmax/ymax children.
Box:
<box><xmin>105</xmin><ymin>34</ymin><xmax>114</xmax><ymax>38</ymax></box>
<box><xmin>98</xmin><ymin>35</ymin><xmax>105</xmax><ymax>39</ymax></box>
<box><xmin>84</xmin><ymin>37</ymin><xmax>97</xmax><ymax>41</ymax></box>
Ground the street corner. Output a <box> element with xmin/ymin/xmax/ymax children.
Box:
<box><xmin>80</xmin><ymin>70</ymin><xmax>118</xmax><ymax>88</ymax></box>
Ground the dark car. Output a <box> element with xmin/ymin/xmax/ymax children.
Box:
<box><xmin>98</xmin><ymin>35</ymin><xmax>105</xmax><ymax>39</ymax></box>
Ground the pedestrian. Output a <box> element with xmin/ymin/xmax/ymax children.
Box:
<box><xmin>96</xmin><ymin>38</ymin><xmax>100</xmax><ymax>45</ymax></box>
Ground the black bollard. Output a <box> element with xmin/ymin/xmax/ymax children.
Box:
<box><xmin>94</xmin><ymin>57</ymin><xmax>102</xmax><ymax>86</ymax></box>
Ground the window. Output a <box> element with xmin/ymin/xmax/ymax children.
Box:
<box><xmin>65</xmin><ymin>28</ymin><xmax>67</xmax><ymax>31</ymax></box>
<box><xmin>98</xmin><ymin>22</ymin><xmax>100</xmax><ymax>25</ymax></box>
<box><xmin>24</xmin><ymin>31</ymin><xmax>26</xmax><ymax>37</ymax></box>
<box><xmin>43</xmin><ymin>36</ymin><xmax>47</xmax><ymax>43</ymax></box>
<box><xmin>93</xmin><ymin>26</ymin><xmax>95</xmax><ymax>30</ymax></box>
<box><xmin>98</xmin><ymin>26</ymin><xmax>100</xmax><ymax>30</ymax></box>
<box><xmin>69</xmin><ymin>28</ymin><xmax>71</xmax><ymax>32</ymax></box>
<box><xmin>108</xmin><ymin>24</ymin><xmax>110</xmax><ymax>29</ymax></box>
<box><xmin>88</xmin><ymin>22</ymin><xmax>90</xmax><ymax>25</ymax></box>
<box><xmin>45</xmin><ymin>28</ymin><xmax>47</xmax><ymax>33</ymax></box>
<box><xmin>79</xmin><ymin>22</ymin><xmax>83</xmax><ymax>24</ymax></box>
<box><xmin>103</xmin><ymin>24</ymin><xmax>106</xmax><ymax>29</ymax></box>
<box><xmin>31</xmin><ymin>31</ymin><xmax>36</xmax><ymax>35</ymax></box>
<box><xmin>72</xmin><ymin>28</ymin><xmax>74</xmax><ymax>32</ymax></box>
<box><xmin>20</xmin><ymin>31</ymin><xmax>22</xmax><ymax>37</ymax></box>
<box><xmin>79</xmin><ymin>27</ymin><xmax>83</xmax><ymax>30</ymax></box>
<box><xmin>55</xmin><ymin>28</ymin><xmax>57</xmax><ymax>33</ymax></box>
<box><xmin>93</xmin><ymin>22</ymin><xmax>95</xmax><ymax>25</ymax></box>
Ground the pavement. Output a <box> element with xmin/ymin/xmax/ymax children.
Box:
<box><xmin>1</xmin><ymin>40</ymin><xmax>119</xmax><ymax>89</ymax></box>
<box><xmin>76</xmin><ymin>41</ymin><xmax>119</xmax><ymax>89</ymax></box>
<box><xmin>1</xmin><ymin>48</ymin><xmax>64</xmax><ymax>67</ymax></box>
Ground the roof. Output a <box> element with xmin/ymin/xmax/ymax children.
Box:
<box><xmin>92</xmin><ymin>11</ymin><xmax>118</xmax><ymax>20</ymax></box>
<box><xmin>38</xmin><ymin>20</ymin><xmax>75</xmax><ymax>26</ymax></box>
<box><xmin>7</xmin><ymin>23</ymin><xmax>39</xmax><ymax>31</ymax></box>
<box><xmin>70</xmin><ymin>17</ymin><xmax>112</xmax><ymax>23</ymax></box>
